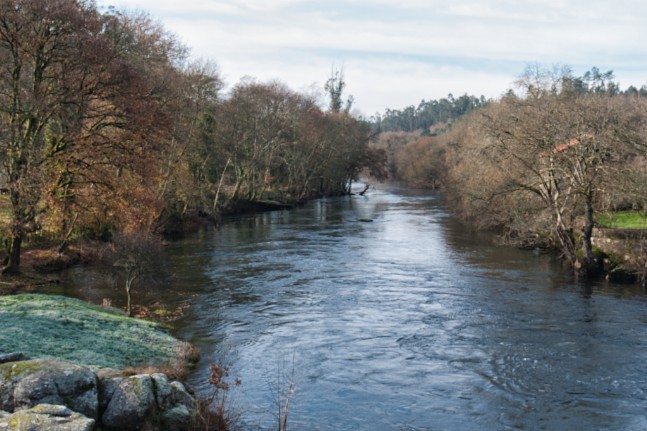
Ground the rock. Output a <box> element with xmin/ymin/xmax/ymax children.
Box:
<box><xmin>0</xmin><ymin>359</ymin><xmax>98</xmax><ymax>419</ymax></box>
<box><xmin>160</xmin><ymin>404</ymin><xmax>192</xmax><ymax>431</ymax></box>
<box><xmin>0</xmin><ymin>353</ymin><xmax>27</xmax><ymax>364</ymax></box>
<box><xmin>169</xmin><ymin>381</ymin><xmax>196</xmax><ymax>412</ymax></box>
<box><xmin>97</xmin><ymin>376</ymin><xmax>123</xmax><ymax>415</ymax></box>
<box><xmin>101</xmin><ymin>374</ymin><xmax>157</xmax><ymax>431</ymax></box>
<box><xmin>150</xmin><ymin>374</ymin><xmax>196</xmax><ymax>431</ymax></box>
<box><xmin>151</xmin><ymin>373</ymin><xmax>173</xmax><ymax>409</ymax></box>
<box><xmin>0</xmin><ymin>358</ymin><xmax>197</xmax><ymax>431</ymax></box>
<box><xmin>0</xmin><ymin>404</ymin><xmax>94</xmax><ymax>431</ymax></box>
<box><xmin>150</xmin><ymin>374</ymin><xmax>195</xmax><ymax>411</ymax></box>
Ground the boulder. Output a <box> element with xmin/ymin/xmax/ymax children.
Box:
<box><xmin>101</xmin><ymin>374</ymin><xmax>157</xmax><ymax>431</ymax></box>
<box><xmin>160</xmin><ymin>404</ymin><xmax>193</xmax><ymax>431</ymax></box>
<box><xmin>0</xmin><ymin>404</ymin><xmax>94</xmax><ymax>431</ymax></box>
<box><xmin>97</xmin><ymin>376</ymin><xmax>123</xmax><ymax>415</ymax></box>
<box><xmin>0</xmin><ymin>359</ymin><xmax>98</xmax><ymax>419</ymax></box>
<box><xmin>0</xmin><ymin>359</ymin><xmax>197</xmax><ymax>431</ymax></box>
<box><xmin>150</xmin><ymin>374</ymin><xmax>195</xmax><ymax>431</ymax></box>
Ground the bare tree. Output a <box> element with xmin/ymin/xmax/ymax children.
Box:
<box><xmin>480</xmin><ymin>66</ymin><xmax>645</xmax><ymax>276</ymax></box>
<box><xmin>111</xmin><ymin>231</ymin><xmax>166</xmax><ymax>316</ymax></box>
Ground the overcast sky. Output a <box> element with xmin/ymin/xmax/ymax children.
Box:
<box><xmin>96</xmin><ymin>0</ymin><xmax>647</xmax><ymax>116</ymax></box>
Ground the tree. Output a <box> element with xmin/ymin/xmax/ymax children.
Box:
<box><xmin>211</xmin><ymin>80</ymin><xmax>304</xmax><ymax>206</ymax></box>
<box><xmin>325</xmin><ymin>68</ymin><xmax>353</xmax><ymax>114</ymax></box>
<box><xmin>480</xmin><ymin>65</ymin><xmax>645</xmax><ymax>275</ymax></box>
<box><xmin>394</xmin><ymin>136</ymin><xmax>445</xmax><ymax>188</ymax></box>
<box><xmin>0</xmin><ymin>0</ymin><xmax>116</xmax><ymax>273</ymax></box>
<box><xmin>110</xmin><ymin>231</ymin><xmax>166</xmax><ymax>317</ymax></box>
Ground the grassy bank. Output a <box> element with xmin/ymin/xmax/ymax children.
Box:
<box><xmin>596</xmin><ymin>211</ymin><xmax>647</xmax><ymax>229</ymax></box>
<box><xmin>0</xmin><ymin>294</ymin><xmax>189</xmax><ymax>369</ymax></box>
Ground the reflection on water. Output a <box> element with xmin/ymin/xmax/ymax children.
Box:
<box><xmin>54</xmin><ymin>184</ymin><xmax>647</xmax><ymax>430</ymax></box>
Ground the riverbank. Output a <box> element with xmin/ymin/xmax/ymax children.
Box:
<box><xmin>0</xmin><ymin>293</ymin><xmax>197</xmax><ymax>371</ymax></box>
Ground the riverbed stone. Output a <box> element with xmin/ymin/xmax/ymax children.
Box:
<box><xmin>0</xmin><ymin>404</ymin><xmax>95</xmax><ymax>431</ymax></box>
<box><xmin>0</xmin><ymin>359</ymin><xmax>98</xmax><ymax>419</ymax></box>
<box><xmin>101</xmin><ymin>374</ymin><xmax>157</xmax><ymax>431</ymax></box>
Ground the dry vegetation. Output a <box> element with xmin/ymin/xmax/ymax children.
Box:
<box><xmin>382</xmin><ymin>65</ymin><xmax>647</xmax><ymax>280</ymax></box>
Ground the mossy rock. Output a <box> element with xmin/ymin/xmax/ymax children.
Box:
<box><xmin>0</xmin><ymin>359</ymin><xmax>98</xmax><ymax>418</ymax></box>
<box><xmin>0</xmin><ymin>404</ymin><xmax>94</xmax><ymax>431</ymax></box>
<box><xmin>0</xmin><ymin>294</ymin><xmax>183</xmax><ymax>369</ymax></box>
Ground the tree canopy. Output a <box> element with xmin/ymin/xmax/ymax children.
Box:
<box><xmin>0</xmin><ymin>0</ymin><xmax>380</xmax><ymax>273</ymax></box>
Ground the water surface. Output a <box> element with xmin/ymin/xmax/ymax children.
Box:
<box><xmin>57</xmin><ymin>185</ymin><xmax>647</xmax><ymax>430</ymax></box>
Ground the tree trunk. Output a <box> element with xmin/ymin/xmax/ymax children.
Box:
<box><xmin>554</xmin><ymin>225</ymin><xmax>577</xmax><ymax>269</ymax></box>
<box><xmin>126</xmin><ymin>280</ymin><xmax>132</xmax><ymax>317</ymax></box>
<box><xmin>580</xmin><ymin>193</ymin><xmax>600</xmax><ymax>277</ymax></box>
<box><xmin>642</xmin><ymin>241</ymin><xmax>647</xmax><ymax>289</ymax></box>
<box><xmin>2</xmin><ymin>233</ymin><xmax>22</xmax><ymax>275</ymax></box>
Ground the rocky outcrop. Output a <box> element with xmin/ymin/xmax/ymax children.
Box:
<box><xmin>101</xmin><ymin>374</ymin><xmax>157</xmax><ymax>431</ymax></box>
<box><xmin>0</xmin><ymin>357</ymin><xmax>196</xmax><ymax>431</ymax></box>
<box><xmin>0</xmin><ymin>404</ymin><xmax>95</xmax><ymax>431</ymax></box>
<box><xmin>100</xmin><ymin>373</ymin><xmax>195</xmax><ymax>431</ymax></box>
<box><xmin>152</xmin><ymin>374</ymin><xmax>196</xmax><ymax>431</ymax></box>
<box><xmin>0</xmin><ymin>359</ymin><xmax>98</xmax><ymax>419</ymax></box>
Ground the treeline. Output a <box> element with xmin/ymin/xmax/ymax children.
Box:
<box><xmin>385</xmin><ymin>65</ymin><xmax>647</xmax><ymax>279</ymax></box>
<box><xmin>371</xmin><ymin>93</ymin><xmax>488</xmax><ymax>134</ymax></box>
<box><xmin>373</xmin><ymin>66</ymin><xmax>647</xmax><ymax>135</ymax></box>
<box><xmin>0</xmin><ymin>0</ymin><xmax>382</xmax><ymax>274</ymax></box>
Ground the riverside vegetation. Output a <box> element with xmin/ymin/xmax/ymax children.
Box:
<box><xmin>1</xmin><ymin>2</ymin><xmax>644</xmax><ymax>294</ymax></box>
<box><xmin>375</xmin><ymin>65</ymin><xmax>647</xmax><ymax>283</ymax></box>
<box><xmin>0</xmin><ymin>2</ymin><xmax>381</xmax><ymax>428</ymax></box>
<box><xmin>1</xmin><ymin>1</ymin><xmax>647</xmax><ymax>430</ymax></box>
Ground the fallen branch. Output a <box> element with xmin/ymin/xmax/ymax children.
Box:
<box><xmin>358</xmin><ymin>184</ymin><xmax>370</xmax><ymax>196</ymax></box>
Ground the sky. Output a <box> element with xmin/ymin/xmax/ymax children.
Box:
<box><xmin>96</xmin><ymin>0</ymin><xmax>647</xmax><ymax>116</ymax></box>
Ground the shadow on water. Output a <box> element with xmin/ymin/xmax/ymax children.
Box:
<box><xmin>50</xmin><ymin>184</ymin><xmax>647</xmax><ymax>431</ymax></box>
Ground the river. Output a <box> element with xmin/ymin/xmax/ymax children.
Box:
<box><xmin>55</xmin><ymin>184</ymin><xmax>647</xmax><ymax>430</ymax></box>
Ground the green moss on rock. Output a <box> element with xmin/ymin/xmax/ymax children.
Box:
<box><xmin>0</xmin><ymin>294</ymin><xmax>182</xmax><ymax>369</ymax></box>
<box><xmin>0</xmin><ymin>360</ymin><xmax>46</xmax><ymax>382</ymax></box>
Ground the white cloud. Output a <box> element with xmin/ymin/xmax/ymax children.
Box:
<box><xmin>97</xmin><ymin>0</ymin><xmax>647</xmax><ymax>113</ymax></box>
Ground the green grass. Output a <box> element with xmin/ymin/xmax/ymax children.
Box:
<box><xmin>0</xmin><ymin>294</ymin><xmax>183</xmax><ymax>369</ymax></box>
<box><xmin>596</xmin><ymin>211</ymin><xmax>647</xmax><ymax>229</ymax></box>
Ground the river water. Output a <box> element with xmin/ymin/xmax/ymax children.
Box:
<box><xmin>56</xmin><ymin>185</ymin><xmax>647</xmax><ymax>430</ymax></box>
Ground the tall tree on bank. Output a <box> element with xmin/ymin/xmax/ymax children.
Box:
<box><xmin>0</xmin><ymin>2</ymin><xmax>188</xmax><ymax>272</ymax></box>
<box><xmin>325</xmin><ymin>69</ymin><xmax>353</xmax><ymax>114</ymax></box>
<box><xmin>322</xmin><ymin>69</ymin><xmax>385</xmax><ymax>193</ymax></box>
<box><xmin>0</xmin><ymin>0</ymin><xmax>117</xmax><ymax>273</ymax></box>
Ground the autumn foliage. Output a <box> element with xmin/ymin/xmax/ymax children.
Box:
<box><xmin>0</xmin><ymin>0</ymin><xmax>378</xmax><ymax>273</ymax></box>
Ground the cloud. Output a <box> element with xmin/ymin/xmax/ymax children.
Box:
<box><xmin>97</xmin><ymin>0</ymin><xmax>647</xmax><ymax>114</ymax></box>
